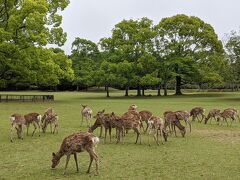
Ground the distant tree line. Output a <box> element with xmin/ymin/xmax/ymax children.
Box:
<box><xmin>0</xmin><ymin>1</ymin><xmax>239</xmax><ymax>96</ymax></box>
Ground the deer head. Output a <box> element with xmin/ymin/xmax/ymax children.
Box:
<box><xmin>51</xmin><ymin>152</ymin><xmax>61</xmax><ymax>168</ymax></box>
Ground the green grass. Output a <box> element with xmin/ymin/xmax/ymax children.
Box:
<box><xmin>0</xmin><ymin>90</ymin><xmax>240</xmax><ymax>180</ymax></box>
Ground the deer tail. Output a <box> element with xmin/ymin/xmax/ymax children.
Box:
<box><xmin>37</xmin><ymin>115</ymin><xmax>42</xmax><ymax>122</ymax></box>
<box><xmin>92</xmin><ymin>136</ymin><xmax>100</xmax><ymax>146</ymax></box>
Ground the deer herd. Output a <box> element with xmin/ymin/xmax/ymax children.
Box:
<box><xmin>9</xmin><ymin>105</ymin><xmax>239</xmax><ymax>175</ymax></box>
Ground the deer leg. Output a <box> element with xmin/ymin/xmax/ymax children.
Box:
<box><xmin>109</xmin><ymin>127</ymin><xmax>112</xmax><ymax>143</ymax></box>
<box><xmin>80</xmin><ymin>115</ymin><xmax>84</xmax><ymax>127</ymax></box>
<box><xmin>104</xmin><ymin>127</ymin><xmax>107</xmax><ymax>143</ymax></box>
<box><xmin>74</xmin><ymin>153</ymin><xmax>79</xmax><ymax>172</ymax></box>
<box><xmin>99</xmin><ymin>126</ymin><xmax>103</xmax><ymax>138</ymax></box>
<box><xmin>87</xmin><ymin>154</ymin><xmax>93</xmax><ymax>174</ymax></box>
<box><xmin>32</xmin><ymin>122</ymin><xmax>37</xmax><ymax>137</ymax></box>
<box><xmin>145</xmin><ymin>121</ymin><xmax>149</xmax><ymax>133</ymax></box>
<box><xmin>10</xmin><ymin>124</ymin><xmax>16</xmax><ymax>142</ymax></box>
<box><xmin>187</xmin><ymin>120</ymin><xmax>192</xmax><ymax>132</ymax></box>
<box><xmin>50</xmin><ymin>123</ymin><xmax>52</xmax><ymax>133</ymax></box>
<box><xmin>173</xmin><ymin>124</ymin><xmax>177</xmax><ymax>137</ymax></box>
<box><xmin>37</xmin><ymin>122</ymin><xmax>41</xmax><ymax>136</ymax></box>
<box><xmin>63</xmin><ymin>155</ymin><xmax>71</xmax><ymax>175</ymax></box>
<box><xmin>148</xmin><ymin>130</ymin><xmax>151</xmax><ymax>146</ymax></box>
<box><xmin>153</xmin><ymin>131</ymin><xmax>159</xmax><ymax>146</ymax></box>
<box><xmin>26</xmin><ymin>124</ymin><xmax>29</xmax><ymax>136</ymax></box>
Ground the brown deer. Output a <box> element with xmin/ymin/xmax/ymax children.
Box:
<box><xmin>225</xmin><ymin>108</ymin><xmax>240</xmax><ymax>122</ymax></box>
<box><xmin>51</xmin><ymin>132</ymin><xmax>99</xmax><ymax>175</ymax></box>
<box><xmin>175</xmin><ymin>110</ymin><xmax>191</xmax><ymax>132</ymax></box>
<box><xmin>139</xmin><ymin>110</ymin><xmax>153</xmax><ymax>132</ymax></box>
<box><xmin>10</xmin><ymin>114</ymin><xmax>26</xmax><ymax>142</ymax></box>
<box><xmin>24</xmin><ymin>113</ymin><xmax>42</xmax><ymax>136</ymax></box>
<box><xmin>42</xmin><ymin>114</ymin><xmax>59</xmax><ymax>134</ymax></box>
<box><xmin>121</xmin><ymin>110</ymin><xmax>141</xmax><ymax>144</ymax></box>
<box><xmin>109</xmin><ymin>112</ymin><xmax>125</xmax><ymax>144</ymax></box>
<box><xmin>204</xmin><ymin>109</ymin><xmax>221</xmax><ymax>124</ymax></box>
<box><xmin>190</xmin><ymin>107</ymin><xmax>205</xmax><ymax>122</ymax></box>
<box><xmin>88</xmin><ymin>110</ymin><xmax>112</xmax><ymax>142</ymax></box>
<box><xmin>218</xmin><ymin>109</ymin><xmax>238</xmax><ymax>126</ymax></box>
<box><xmin>147</xmin><ymin>116</ymin><xmax>168</xmax><ymax>146</ymax></box>
<box><xmin>81</xmin><ymin>105</ymin><xmax>93</xmax><ymax>127</ymax></box>
<box><xmin>164</xmin><ymin>111</ymin><xmax>186</xmax><ymax>137</ymax></box>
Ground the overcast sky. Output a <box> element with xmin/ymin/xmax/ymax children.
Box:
<box><xmin>60</xmin><ymin>0</ymin><xmax>240</xmax><ymax>54</ymax></box>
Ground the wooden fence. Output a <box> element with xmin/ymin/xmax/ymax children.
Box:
<box><xmin>0</xmin><ymin>94</ymin><xmax>54</xmax><ymax>102</ymax></box>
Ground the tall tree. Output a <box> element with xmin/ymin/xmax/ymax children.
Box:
<box><xmin>0</xmin><ymin>0</ymin><xmax>70</xmax><ymax>89</ymax></box>
<box><xmin>100</xmin><ymin>17</ymin><xmax>156</xmax><ymax>96</ymax></box>
<box><xmin>154</xmin><ymin>14</ymin><xmax>224</xmax><ymax>95</ymax></box>
<box><xmin>70</xmin><ymin>38</ymin><xmax>101</xmax><ymax>90</ymax></box>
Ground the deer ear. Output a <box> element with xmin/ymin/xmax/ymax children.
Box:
<box><xmin>111</xmin><ymin>112</ymin><xmax>114</xmax><ymax>115</ymax></box>
<box><xmin>102</xmin><ymin>109</ymin><xmax>105</xmax><ymax>113</ymax></box>
<box><xmin>52</xmin><ymin>152</ymin><xmax>56</xmax><ymax>157</ymax></box>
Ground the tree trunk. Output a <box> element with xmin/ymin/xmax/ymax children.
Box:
<box><xmin>137</xmin><ymin>86</ymin><xmax>141</xmax><ymax>96</ymax></box>
<box><xmin>164</xmin><ymin>83</ymin><xmax>167</xmax><ymax>96</ymax></box>
<box><xmin>76</xmin><ymin>85</ymin><xmax>79</xmax><ymax>91</ymax></box>
<box><xmin>142</xmin><ymin>87</ymin><xmax>145</xmax><ymax>96</ymax></box>
<box><xmin>157</xmin><ymin>85</ymin><xmax>161</xmax><ymax>96</ymax></box>
<box><xmin>175</xmin><ymin>76</ymin><xmax>182</xmax><ymax>95</ymax></box>
<box><xmin>106</xmin><ymin>85</ymin><xmax>110</xmax><ymax>97</ymax></box>
<box><xmin>125</xmin><ymin>86</ymin><xmax>129</xmax><ymax>96</ymax></box>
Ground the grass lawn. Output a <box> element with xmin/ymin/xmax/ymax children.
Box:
<box><xmin>0</xmin><ymin>90</ymin><xmax>240</xmax><ymax>180</ymax></box>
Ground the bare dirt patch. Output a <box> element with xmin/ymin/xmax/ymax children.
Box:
<box><xmin>194</xmin><ymin>129</ymin><xmax>240</xmax><ymax>144</ymax></box>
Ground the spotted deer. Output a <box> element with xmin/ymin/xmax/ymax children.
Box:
<box><xmin>81</xmin><ymin>105</ymin><xmax>93</xmax><ymax>127</ymax></box>
<box><xmin>24</xmin><ymin>113</ymin><xmax>42</xmax><ymax>136</ymax></box>
<box><xmin>121</xmin><ymin>110</ymin><xmax>141</xmax><ymax>144</ymax></box>
<box><xmin>42</xmin><ymin>114</ymin><xmax>59</xmax><ymax>134</ymax></box>
<box><xmin>139</xmin><ymin>110</ymin><xmax>153</xmax><ymax>132</ymax></box>
<box><xmin>175</xmin><ymin>110</ymin><xmax>191</xmax><ymax>132</ymax></box>
<box><xmin>218</xmin><ymin>109</ymin><xmax>238</xmax><ymax>126</ymax></box>
<box><xmin>204</xmin><ymin>109</ymin><xmax>221</xmax><ymax>124</ymax></box>
<box><xmin>164</xmin><ymin>111</ymin><xmax>186</xmax><ymax>137</ymax></box>
<box><xmin>88</xmin><ymin>110</ymin><xmax>112</xmax><ymax>142</ymax></box>
<box><xmin>10</xmin><ymin>114</ymin><xmax>26</xmax><ymax>142</ymax></box>
<box><xmin>190</xmin><ymin>107</ymin><xmax>205</xmax><ymax>122</ymax></box>
<box><xmin>51</xmin><ymin>132</ymin><xmax>99</xmax><ymax>175</ymax></box>
<box><xmin>109</xmin><ymin>112</ymin><xmax>125</xmax><ymax>144</ymax></box>
<box><xmin>147</xmin><ymin>116</ymin><xmax>168</xmax><ymax>146</ymax></box>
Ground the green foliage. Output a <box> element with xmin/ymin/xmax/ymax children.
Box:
<box><xmin>154</xmin><ymin>14</ymin><xmax>225</xmax><ymax>94</ymax></box>
<box><xmin>0</xmin><ymin>0</ymin><xmax>70</xmax><ymax>88</ymax></box>
<box><xmin>70</xmin><ymin>38</ymin><xmax>101</xmax><ymax>89</ymax></box>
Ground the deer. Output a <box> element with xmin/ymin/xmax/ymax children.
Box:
<box><xmin>139</xmin><ymin>110</ymin><xmax>153</xmax><ymax>132</ymax></box>
<box><xmin>81</xmin><ymin>105</ymin><xmax>93</xmax><ymax>127</ymax></box>
<box><xmin>225</xmin><ymin>108</ymin><xmax>240</xmax><ymax>122</ymax></box>
<box><xmin>218</xmin><ymin>109</ymin><xmax>238</xmax><ymax>126</ymax></box>
<box><xmin>147</xmin><ymin>116</ymin><xmax>168</xmax><ymax>146</ymax></box>
<box><xmin>204</xmin><ymin>109</ymin><xmax>221</xmax><ymax>124</ymax></box>
<box><xmin>42</xmin><ymin>114</ymin><xmax>59</xmax><ymax>134</ymax></box>
<box><xmin>190</xmin><ymin>107</ymin><xmax>205</xmax><ymax>122</ymax></box>
<box><xmin>174</xmin><ymin>110</ymin><xmax>191</xmax><ymax>132</ymax></box>
<box><xmin>51</xmin><ymin>132</ymin><xmax>99</xmax><ymax>175</ymax></box>
<box><xmin>10</xmin><ymin>114</ymin><xmax>26</xmax><ymax>142</ymax></box>
<box><xmin>121</xmin><ymin>110</ymin><xmax>141</xmax><ymax>144</ymax></box>
<box><xmin>24</xmin><ymin>113</ymin><xmax>42</xmax><ymax>136</ymax></box>
<box><xmin>109</xmin><ymin>112</ymin><xmax>125</xmax><ymax>144</ymax></box>
<box><xmin>164</xmin><ymin>111</ymin><xmax>186</xmax><ymax>137</ymax></box>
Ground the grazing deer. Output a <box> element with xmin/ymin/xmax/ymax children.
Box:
<box><xmin>51</xmin><ymin>132</ymin><xmax>99</xmax><ymax>175</ymax></box>
<box><xmin>139</xmin><ymin>110</ymin><xmax>153</xmax><ymax>132</ymax></box>
<box><xmin>164</xmin><ymin>111</ymin><xmax>186</xmax><ymax>137</ymax></box>
<box><xmin>42</xmin><ymin>114</ymin><xmax>59</xmax><ymax>134</ymax></box>
<box><xmin>24</xmin><ymin>113</ymin><xmax>42</xmax><ymax>136</ymax></box>
<box><xmin>10</xmin><ymin>114</ymin><xmax>26</xmax><ymax>142</ymax></box>
<box><xmin>81</xmin><ymin>105</ymin><xmax>93</xmax><ymax>127</ymax></box>
<box><xmin>225</xmin><ymin>108</ymin><xmax>240</xmax><ymax>122</ymax></box>
<box><xmin>218</xmin><ymin>109</ymin><xmax>238</xmax><ymax>126</ymax></box>
<box><xmin>147</xmin><ymin>116</ymin><xmax>168</xmax><ymax>146</ymax></box>
<box><xmin>175</xmin><ymin>110</ymin><xmax>191</xmax><ymax>132</ymax></box>
<box><xmin>89</xmin><ymin>110</ymin><xmax>112</xmax><ymax>142</ymax></box>
<box><xmin>204</xmin><ymin>109</ymin><xmax>221</xmax><ymax>124</ymax></box>
<box><xmin>190</xmin><ymin>107</ymin><xmax>205</xmax><ymax>122</ymax></box>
